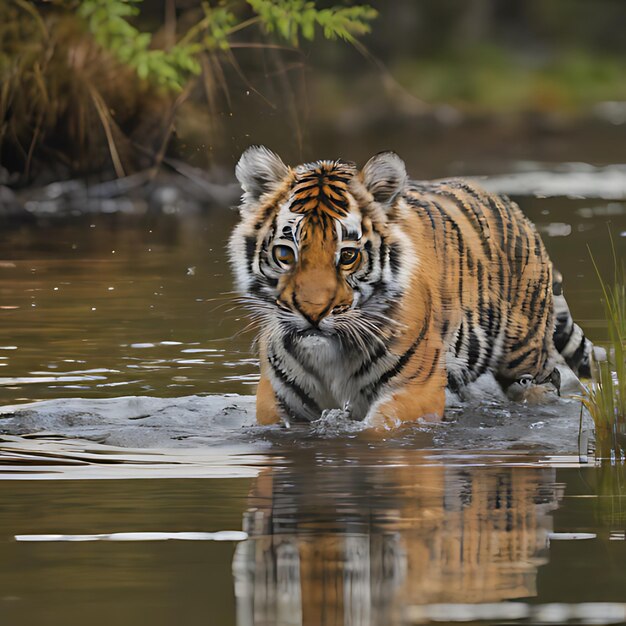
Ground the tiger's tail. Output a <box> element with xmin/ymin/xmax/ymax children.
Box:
<box><xmin>552</xmin><ymin>269</ymin><xmax>594</xmax><ymax>378</ymax></box>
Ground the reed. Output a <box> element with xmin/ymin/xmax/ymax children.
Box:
<box><xmin>581</xmin><ymin>242</ymin><xmax>626</xmax><ymax>461</ymax></box>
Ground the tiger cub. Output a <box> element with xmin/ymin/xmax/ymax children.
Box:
<box><xmin>229</xmin><ymin>146</ymin><xmax>592</xmax><ymax>427</ymax></box>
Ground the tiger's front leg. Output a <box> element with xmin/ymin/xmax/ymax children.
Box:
<box><xmin>256</xmin><ymin>373</ymin><xmax>282</xmax><ymax>425</ymax></box>
<box><xmin>256</xmin><ymin>344</ymin><xmax>282</xmax><ymax>425</ymax></box>
<box><xmin>367</xmin><ymin>341</ymin><xmax>447</xmax><ymax>429</ymax></box>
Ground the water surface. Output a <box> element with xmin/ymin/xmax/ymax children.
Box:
<box><xmin>2</xmin><ymin>449</ymin><xmax>626</xmax><ymax>625</ymax></box>
<box><xmin>2</xmin><ymin>167</ymin><xmax>626</xmax><ymax>625</ymax></box>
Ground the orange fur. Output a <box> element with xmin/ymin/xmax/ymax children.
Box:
<box><xmin>231</xmin><ymin>148</ymin><xmax>570</xmax><ymax>428</ymax></box>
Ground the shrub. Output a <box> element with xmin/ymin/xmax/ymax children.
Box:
<box><xmin>0</xmin><ymin>0</ymin><xmax>376</xmax><ymax>182</ymax></box>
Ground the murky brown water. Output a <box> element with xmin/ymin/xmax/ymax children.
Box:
<box><xmin>2</xmin><ymin>450</ymin><xmax>626</xmax><ymax>625</ymax></box>
<box><xmin>0</xmin><ymin>212</ymin><xmax>249</xmax><ymax>404</ymax></box>
<box><xmin>2</xmin><ymin>173</ymin><xmax>626</xmax><ymax>625</ymax></box>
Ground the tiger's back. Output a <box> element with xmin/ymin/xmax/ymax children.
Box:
<box><xmin>405</xmin><ymin>178</ymin><xmax>556</xmax><ymax>395</ymax></box>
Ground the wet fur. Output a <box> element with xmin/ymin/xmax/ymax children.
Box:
<box><xmin>230</xmin><ymin>147</ymin><xmax>591</xmax><ymax>427</ymax></box>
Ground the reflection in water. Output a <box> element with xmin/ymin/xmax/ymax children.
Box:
<box><xmin>233</xmin><ymin>452</ymin><xmax>562</xmax><ymax>625</ymax></box>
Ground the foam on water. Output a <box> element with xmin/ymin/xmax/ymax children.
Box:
<box><xmin>408</xmin><ymin>602</ymin><xmax>626</xmax><ymax>624</ymax></box>
<box><xmin>15</xmin><ymin>531</ymin><xmax>248</xmax><ymax>542</ymax></box>
<box><xmin>0</xmin><ymin>366</ymin><xmax>592</xmax><ymax>457</ymax></box>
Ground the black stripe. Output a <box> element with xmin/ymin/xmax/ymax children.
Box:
<box><xmin>429</xmin><ymin>200</ymin><xmax>466</xmax><ymax>297</ymax></box>
<box><xmin>268</xmin><ymin>357</ymin><xmax>322</xmax><ymax>415</ymax></box>
<box><xmin>476</xmin><ymin>259</ymin><xmax>486</xmax><ymax>329</ymax></box>
<box><xmin>509</xmin><ymin>278</ymin><xmax>550</xmax><ymax>353</ymax></box>
<box><xmin>527</xmin><ymin>276</ymin><xmax>546</xmax><ymax>318</ymax></box>
<box><xmin>366</xmin><ymin>281</ymin><xmax>398</xmax><ymax>314</ymax></box>
<box><xmin>322</xmin><ymin>174</ymin><xmax>351</xmax><ymax>184</ymax></box>
<box><xmin>486</xmin><ymin>195</ymin><xmax>506</xmax><ymax>244</ymax></box>
<box><xmin>424</xmin><ymin>348</ymin><xmax>441</xmax><ymax>381</ymax></box>
<box><xmin>296</xmin><ymin>171</ymin><xmax>350</xmax><ymax>186</ymax></box>
<box><xmin>248</xmin><ymin>278</ymin><xmax>274</xmax><ymax>303</ymax></box>
<box><xmin>447</xmin><ymin>370</ymin><xmax>464</xmax><ymax>393</ymax></box>
<box><xmin>440</xmin><ymin>187</ymin><xmax>493</xmax><ymax>260</ymax></box>
<box><xmin>405</xmin><ymin>194</ymin><xmax>438</xmax><ymax>235</ymax></box>
<box><xmin>506</xmin><ymin>221</ymin><xmax>516</xmax><ymax>306</ymax></box>
<box><xmin>565</xmin><ymin>332</ymin><xmax>587</xmax><ymax>366</ymax></box>
<box><xmin>521</xmin><ymin>228</ymin><xmax>530</xmax><ymax>274</ymax></box>
<box><xmin>467</xmin><ymin>327</ymin><xmax>481</xmax><ymax>368</ymax></box>
<box><xmin>282</xmin><ymin>331</ymin><xmax>324</xmax><ymax>382</ymax></box>
<box><xmin>254</xmin><ymin>204</ymin><xmax>275</xmax><ymax>230</ymax></box>
<box><xmin>507</xmin><ymin>348</ymin><xmax>533</xmax><ymax>371</ymax></box>
<box><xmin>455</xmin><ymin>181</ymin><xmax>487</xmax><ymax>209</ymax></box>
<box><xmin>366</xmin><ymin>238</ymin><xmax>389</xmax><ymax>293</ymax></box>
<box><xmin>466</xmin><ymin>246</ymin><xmax>474</xmax><ymax>273</ymax></box>
<box><xmin>365</xmin><ymin>295</ymin><xmax>432</xmax><ymax>400</ymax></box>
<box><xmin>554</xmin><ymin>320</ymin><xmax>574</xmax><ymax>352</ymax></box>
<box><xmin>292</xmin><ymin>181</ymin><xmax>321</xmax><ymax>193</ymax></box>
<box><xmin>244</xmin><ymin>236</ymin><xmax>257</xmax><ymax>272</ymax></box>
<box><xmin>514</xmin><ymin>230</ymin><xmax>524</xmax><ymax>272</ymax></box>
<box><xmin>486</xmin><ymin>196</ymin><xmax>508</xmax><ymax>304</ymax></box>
<box><xmin>267</xmin><ymin>350</ymin><xmax>321</xmax><ymax>415</ymax></box>
<box><xmin>409</xmin><ymin>348</ymin><xmax>441</xmax><ymax>383</ymax></box>
<box><xmin>480</xmin><ymin>303</ymin><xmax>497</xmax><ymax>373</ymax></box>
<box><xmin>259</xmin><ymin>272</ymin><xmax>278</xmax><ymax>288</ymax></box>
<box><xmin>354</xmin><ymin>340</ymin><xmax>388</xmax><ymax>378</ymax></box>
<box><xmin>556</xmin><ymin>311</ymin><xmax>571</xmax><ymax>324</ymax></box>
<box><xmin>455</xmin><ymin>323</ymin><xmax>465</xmax><ymax>357</ymax></box>
<box><xmin>363</xmin><ymin>240</ymin><xmax>374</xmax><ymax>276</ymax></box>
<box><xmin>568</xmin><ymin>334</ymin><xmax>591</xmax><ymax>377</ymax></box>
<box><xmin>388</xmin><ymin>243</ymin><xmax>402</xmax><ymax>274</ymax></box>
<box><xmin>341</xmin><ymin>223</ymin><xmax>360</xmax><ymax>241</ymax></box>
<box><xmin>534</xmin><ymin>230</ymin><xmax>542</xmax><ymax>258</ymax></box>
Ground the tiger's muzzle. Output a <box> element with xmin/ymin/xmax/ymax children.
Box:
<box><xmin>278</xmin><ymin>267</ymin><xmax>353</xmax><ymax>328</ymax></box>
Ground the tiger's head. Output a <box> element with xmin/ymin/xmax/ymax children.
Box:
<box><xmin>230</xmin><ymin>146</ymin><xmax>414</xmax><ymax>346</ymax></box>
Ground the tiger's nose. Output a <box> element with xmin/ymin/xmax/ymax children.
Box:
<box><xmin>291</xmin><ymin>277</ymin><xmax>337</xmax><ymax>326</ymax></box>
<box><xmin>293</xmin><ymin>294</ymin><xmax>333</xmax><ymax>326</ymax></box>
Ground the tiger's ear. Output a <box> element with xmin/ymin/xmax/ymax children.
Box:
<box><xmin>361</xmin><ymin>152</ymin><xmax>407</xmax><ymax>207</ymax></box>
<box><xmin>236</xmin><ymin>146</ymin><xmax>289</xmax><ymax>203</ymax></box>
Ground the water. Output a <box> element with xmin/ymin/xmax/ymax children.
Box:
<box><xmin>0</xmin><ymin>212</ymin><xmax>249</xmax><ymax>404</ymax></box>
<box><xmin>2</xmin><ymin>450</ymin><xmax>626</xmax><ymax>625</ymax></box>
<box><xmin>2</xmin><ymin>166</ymin><xmax>626</xmax><ymax>625</ymax></box>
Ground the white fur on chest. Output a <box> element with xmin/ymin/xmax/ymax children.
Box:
<box><xmin>287</xmin><ymin>334</ymin><xmax>391</xmax><ymax>419</ymax></box>
<box><xmin>295</xmin><ymin>334</ymin><xmax>353</xmax><ymax>406</ymax></box>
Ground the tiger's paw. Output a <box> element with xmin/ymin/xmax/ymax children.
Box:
<box><xmin>506</xmin><ymin>371</ymin><xmax>561</xmax><ymax>404</ymax></box>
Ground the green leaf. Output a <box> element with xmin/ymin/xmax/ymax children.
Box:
<box><xmin>247</xmin><ymin>0</ymin><xmax>376</xmax><ymax>46</ymax></box>
<box><xmin>74</xmin><ymin>0</ymin><xmax>376</xmax><ymax>93</ymax></box>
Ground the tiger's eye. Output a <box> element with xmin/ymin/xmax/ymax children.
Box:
<box><xmin>339</xmin><ymin>248</ymin><xmax>361</xmax><ymax>267</ymax></box>
<box><xmin>272</xmin><ymin>245</ymin><xmax>296</xmax><ymax>268</ymax></box>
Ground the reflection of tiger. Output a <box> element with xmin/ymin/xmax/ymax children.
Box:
<box><xmin>230</xmin><ymin>146</ymin><xmax>592</xmax><ymax>426</ymax></box>
<box><xmin>233</xmin><ymin>452</ymin><xmax>561</xmax><ymax>624</ymax></box>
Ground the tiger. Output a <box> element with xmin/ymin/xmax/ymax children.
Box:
<box><xmin>229</xmin><ymin>146</ymin><xmax>593</xmax><ymax>427</ymax></box>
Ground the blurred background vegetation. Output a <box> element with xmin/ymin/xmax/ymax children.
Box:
<box><xmin>2</xmin><ymin>0</ymin><xmax>626</xmax><ymax>186</ymax></box>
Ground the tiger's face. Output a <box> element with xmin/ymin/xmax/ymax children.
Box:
<box><xmin>230</xmin><ymin>146</ymin><xmax>412</xmax><ymax>346</ymax></box>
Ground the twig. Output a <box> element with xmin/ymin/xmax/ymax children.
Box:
<box><xmin>88</xmin><ymin>85</ymin><xmax>125</xmax><ymax>178</ymax></box>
